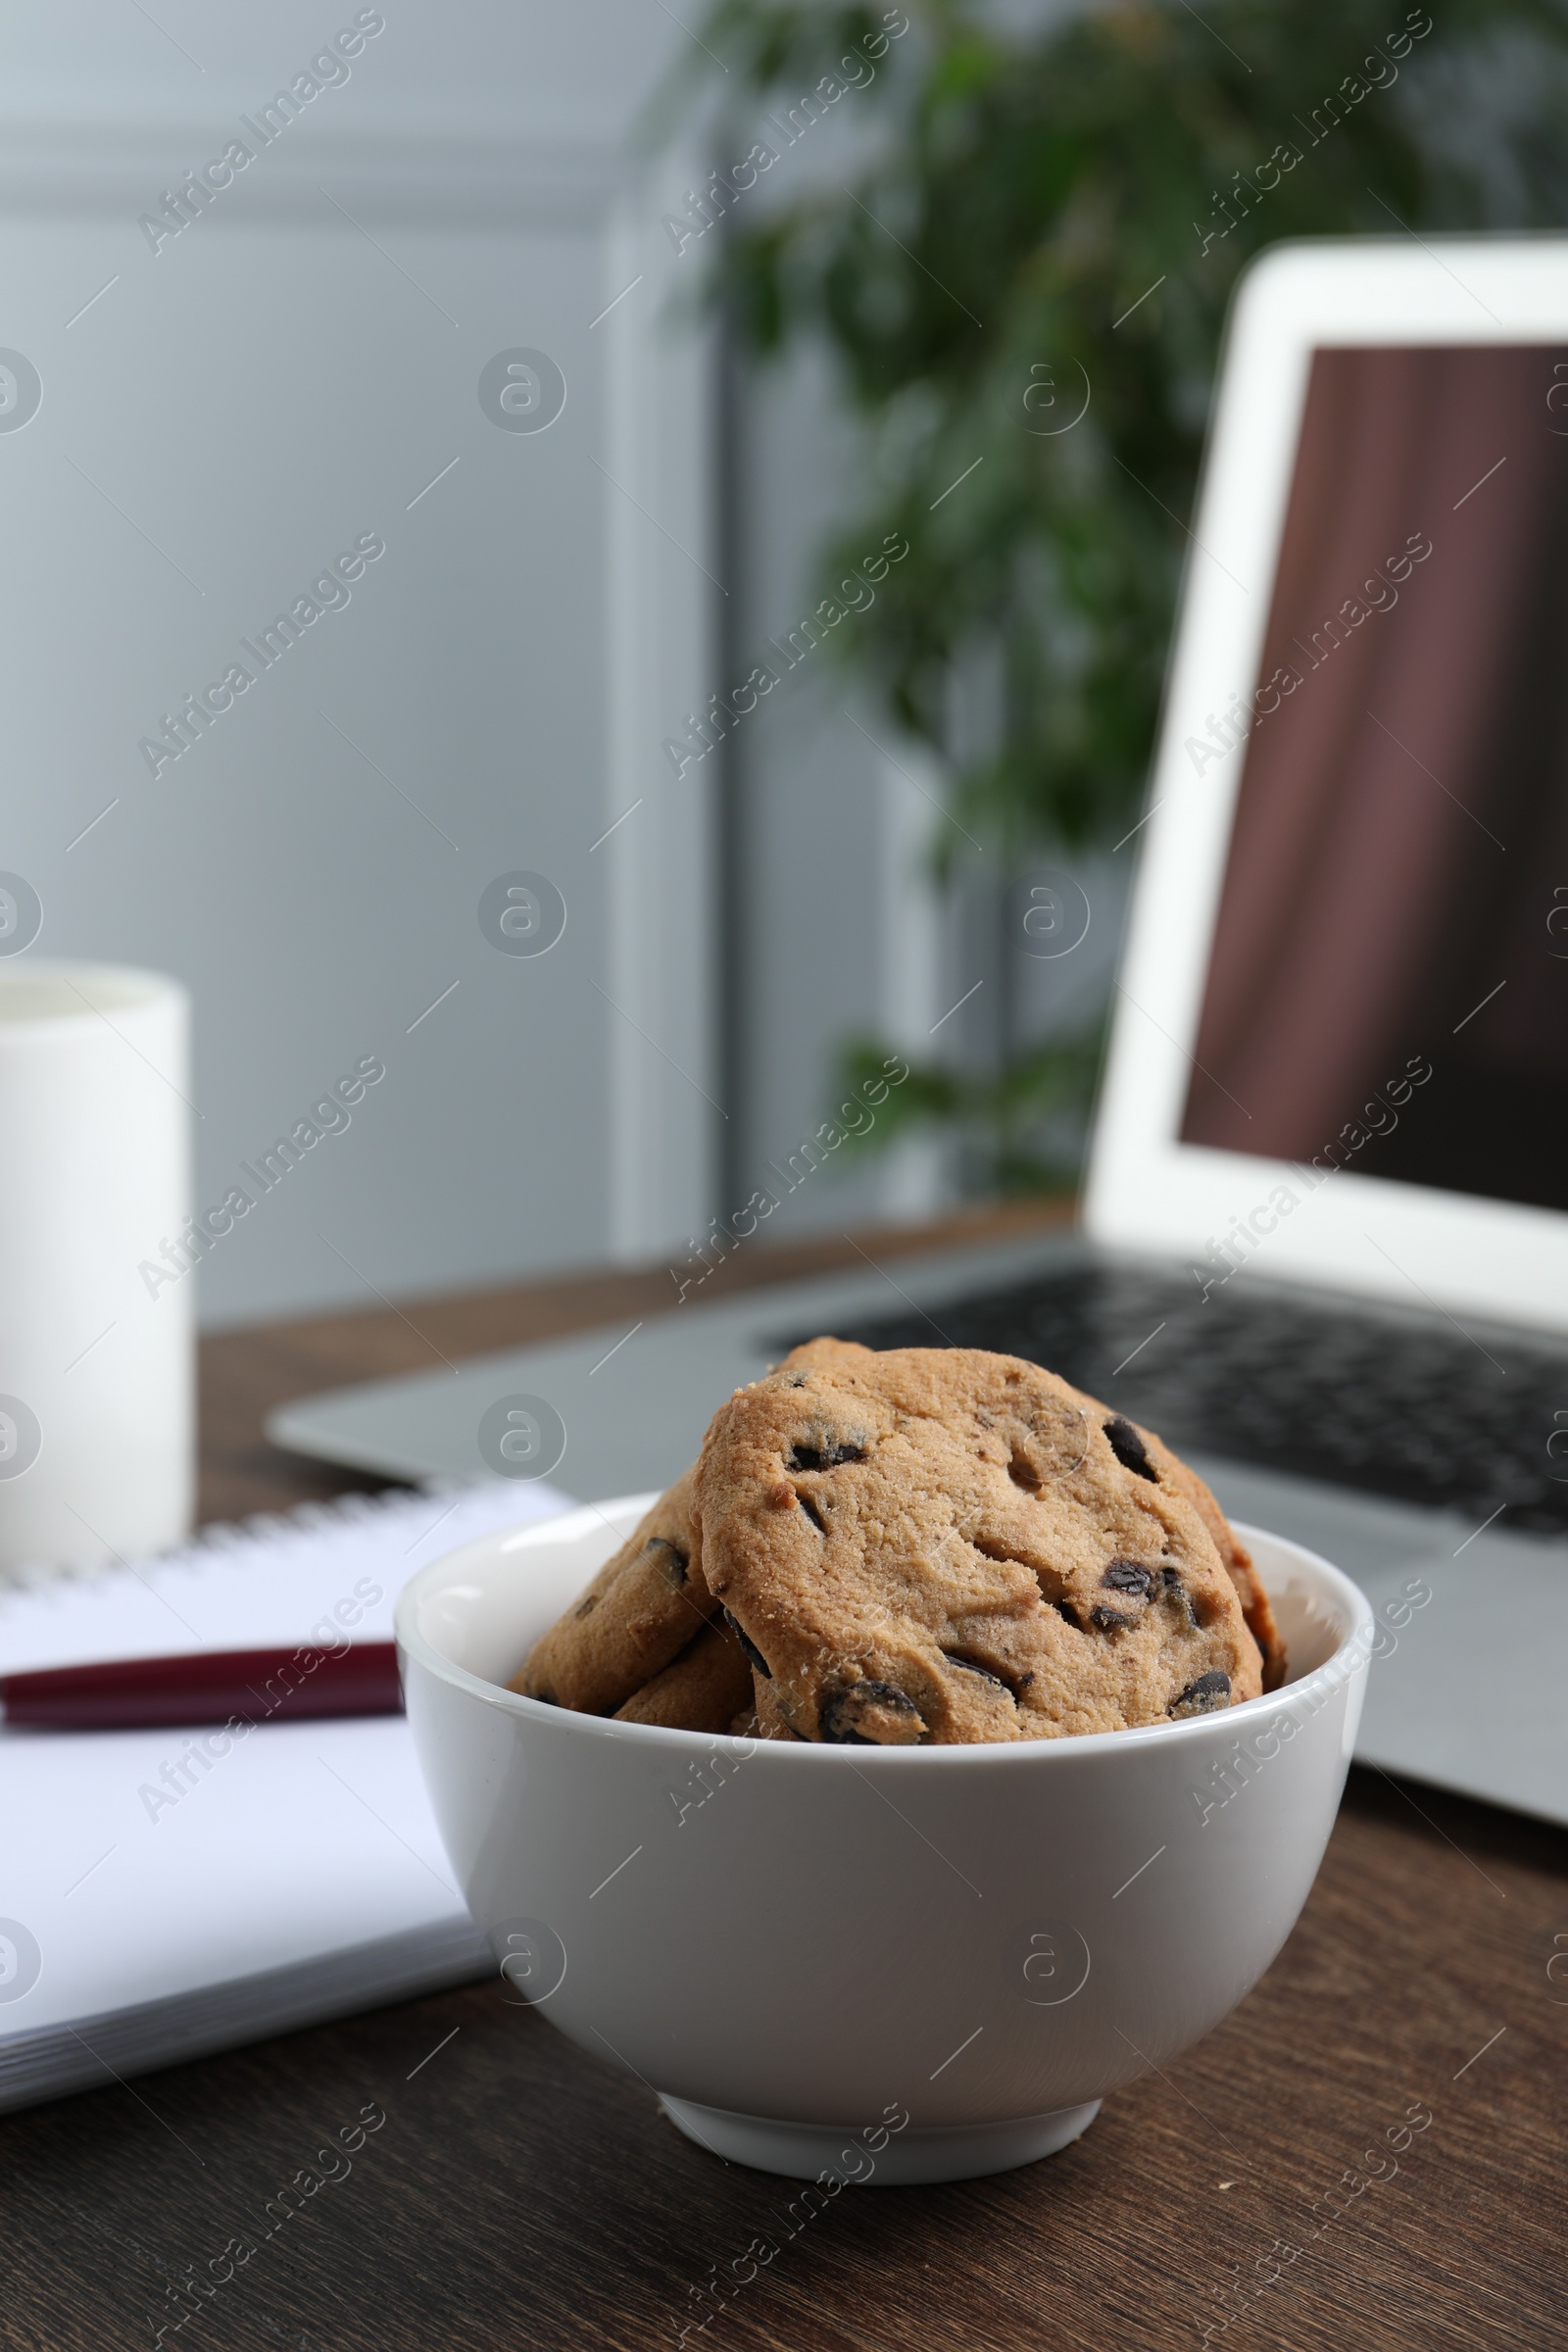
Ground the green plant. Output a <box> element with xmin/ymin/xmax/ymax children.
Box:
<box><xmin>839</xmin><ymin>1020</ymin><xmax>1105</xmax><ymax>1190</ymax></box>
<box><xmin>671</xmin><ymin>0</ymin><xmax>1568</xmax><ymax>1185</ymax></box>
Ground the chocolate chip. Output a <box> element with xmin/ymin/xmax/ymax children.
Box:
<box><xmin>723</xmin><ymin>1608</ymin><xmax>772</xmax><ymax>1679</ymax></box>
<box><xmin>1103</xmin><ymin>1416</ymin><xmax>1158</xmax><ymax>1483</ymax></box>
<box><xmin>794</xmin><ymin>1488</ymin><xmax>827</xmax><ymax>1536</ymax></box>
<box><xmin>1157</xmin><ymin>1563</ymin><xmax>1198</xmax><ymax>1624</ymax></box>
<box><xmin>784</xmin><ymin>1373</ymin><xmax>808</xmax><ymax>1388</ymax></box>
<box><xmin>1101</xmin><ymin>1558</ymin><xmax>1152</xmax><ymax>1595</ymax></box>
<box><xmin>1089</xmin><ymin>1604</ymin><xmax>1137</xmax><ymax>1632</ymax></box>
<box><xmin>941</xmin><ymin>1651</ymin><xmax>1015</xmax><ymax>1698</ymax></box>
<box><xmin>572</xmin><ymin>1594</ymin><xmax>599</xmax><ymax>1619</ymax></box>
<box><xmin>1169</xmin><ymin>1670</ymin><xmax>1231</xmax><ymax>1717</ymax></box>
<box><xmin>788</xmin><ymin>1438</ymin><xmax>867</xmax><ymax>1472</ymax></box>
<box><xmin>646</xmin><ymin>1536</ymin><xmax>688</xmax><ymax>1585</ymax></box>
<box><xmin>818</xmin><ymin>1680</ymin><xmax>925</xmax><ymax>1744</ymax></box>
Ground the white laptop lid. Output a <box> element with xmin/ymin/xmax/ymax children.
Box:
<box><xmin>1086</xmin><ymin>235</ymin><xmax>1568</xmax><ymax>1337</ymax></box>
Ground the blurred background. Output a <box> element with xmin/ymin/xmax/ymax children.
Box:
<box><xmin>7</xmin><ymin>0</ymin><xmax>1568</xmax><ymax>1329</ymax></box>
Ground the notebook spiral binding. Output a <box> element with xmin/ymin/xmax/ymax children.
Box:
<box><xmin>0</xmin><ymin>1481</ymin><xmax>486</xmax><ymax>1597</ymax></box>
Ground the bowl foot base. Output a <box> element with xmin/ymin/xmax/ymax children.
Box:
<box><xmin>659</xmin><ymin>2095</ymin><xmax>1102</xmax><ymax>2184</ymax></box>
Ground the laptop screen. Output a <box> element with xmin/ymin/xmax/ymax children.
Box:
<box><xmin>1180</xmin><ymin>342</ymin><xmax>1568</xmax><ymax>1215</ymax></box>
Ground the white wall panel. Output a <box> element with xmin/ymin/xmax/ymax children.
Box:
<box><xmin>0</xmin><ymin>2</ymin><xmax>716</xmax><ymax>1324</ymax></box>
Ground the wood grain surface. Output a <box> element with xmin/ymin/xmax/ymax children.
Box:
<box><xmin>7</xmin><ymin>1206</ymin><xmax>1566</xmax><ymax>2352</ymax></box>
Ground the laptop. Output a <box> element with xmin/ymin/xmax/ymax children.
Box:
<box><xmin>272</xmin><ymin>236</ymin><xmax>1568</xmax><ymax>1829</ymax></box>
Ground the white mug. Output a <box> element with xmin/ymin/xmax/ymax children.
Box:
<box><xmin>0</xmin><ymin>961</ymin><xmax>193</xmax><ymax>1574</ymax></box>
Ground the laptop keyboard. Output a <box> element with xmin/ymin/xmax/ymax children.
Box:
<box><xmin>786</xmin><ymin>1261</ymin><xmax>1568</xmax><ymax>1538</ymax></box>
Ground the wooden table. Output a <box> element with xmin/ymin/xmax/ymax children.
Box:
<box><xmin>9</xmin><ymin>1209</ymin><xmax>1567</xmax><ymax>2351</ymax></box>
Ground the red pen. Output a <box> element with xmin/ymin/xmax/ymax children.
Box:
<box><xmin>0</xmin><ymin>1642</ymin><xmax>403</xmax><ymax>1731</ymax></box>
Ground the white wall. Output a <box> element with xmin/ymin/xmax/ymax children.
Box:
<box><xmin>0</xmin><ymin>0</ymin><xmax>721</xmax><ymax>1326</ymax></box>
<box><xmin>6</xmin><ymin>0</ymin><xmax>1080</xmax><ymax>1330</ymax></box>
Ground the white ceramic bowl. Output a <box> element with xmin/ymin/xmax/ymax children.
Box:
<box><xmin>397</xmin><ymin>1497</ymin><xmax>1372</xmax><ymax>2185</ymax></box>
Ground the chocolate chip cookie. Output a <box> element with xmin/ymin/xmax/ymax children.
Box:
<box><xmin>511</xmin><ymin>1467</ymin><xmax>716</xmax><ymax>1714</ymax></box>
<box><xmin>778</xmin><ymin>1347</ymin><xmax>1283</xmax><ymax>1685</ymax></box>
<box><xmin>511</xmin><ymin>1342</ymin><xmax>876</xmax><ymax>1719</ymax></box>
<box><xmin>612</xmin><ymin>1614</ymin><xmax>755</xmax><ymax>1733</ymax></box>
<box><xmin>695</xmin><ymin>1343</ymin><xmax>1264</xmax><ymax>1743</ymax></box>
<box><xmin>1134</xmin><ymin>1430</ymin><xmax>1286</xmax><ymax>1690</ymax></box>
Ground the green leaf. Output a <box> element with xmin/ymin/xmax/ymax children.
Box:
<box><xmin>667</xmin><ymin>0</ymin><xmax>1568</xmax><ymax>1175</ymax></box>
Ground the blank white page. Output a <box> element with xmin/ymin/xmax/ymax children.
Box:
<box><xmin>0</xmin><ymin>1480</ymin><xmax>568</xmax><ymax>2048</ymax></box>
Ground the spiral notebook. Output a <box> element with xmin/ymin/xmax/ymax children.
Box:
<box><xmin>0</xmin><ymin>1478</ymin><xmax>570</xmax><ymax>2117</ymax></box>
